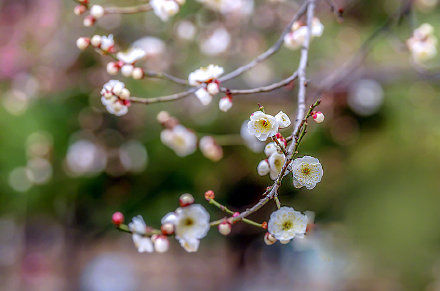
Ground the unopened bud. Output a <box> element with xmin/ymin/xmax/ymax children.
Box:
<box><xmin>219</xmin><ymin>96</ymin><xmax>233</xmax><ymax>112</ymax></box>
<box><xmin>204</xmin><ymin>190</ymin><xmax>215</xmax><ymax>200</ymax></box>
<box><xmin>312</xmin><ymin>111</ymin><xmax>324</xmax><ymax>123</ymax></box>
<box><xmin>106</xmin><ymin>62</ymin><xmax>119</xmax><ymax>75</ymax></box>
<box><xmin>74</xmin><ymin>5</ymin><xmax>87</xmax><ymax>15</ymax></box>
<box><xmin>207</xmin><ymin>82</ymin><xmax>220</xmax><ymax>95</ymax></box>
<box><xmin>90</xmin><ymin>35</ymin><xmax>102</xmax><ymax>47</ymax></box>
<box><xmin>157</xmin><ymin>111</ymin><xmax>171</xmax><ymax>124</ymax></box>
<box><xmin>83</xmin><ymin>15</ymin><xmax>95</xmax><ymax>27</ymax></box>
<box><xmin>90</xmin><ymin>5</ymin><xmax>104</xmax><ymax>19</ymax></box>
<box><xmin>112</xmin><ymin>211</ymin><xmax>124</xmax><ymax>225</ymax></box>
<box><xmin>218</xmin><ymin>221</ymin><xmax>232</xmax><ymax>236</ymax></box>
<box><xmin>179</xmin><ymin>193</ymin><xmax>194</xmax><ymax>207</ymax></box>
<box><xmin>132</xmin><ymin>67</ymin><xmax>144</xmax><ymax>79</ymax></box>
<box><xmin>119</xmin><ymin>88</ymin><xmax>130</xmax><ymax>100</ymax></box>
<box><xmin>257</xmin><ymin>159</ymin><xmax>270</xmax><ymax>176</ymax></box>
<box><xmin>261</xmin><ymin>221</ymin><xmax>267</xmax><ymax>229</ymax></box>
<box><xmin>154</xmin><ymin>236</ymin><xmax>169</xmax><ymax>253</ymax></box>
<box><xmin>121</xmin><ymin>64</ymin><xmax>134</xmax><ymax>77</ymax></box>
<box><xmin>161</xmin><ymin>223</ymin><xmax>174</xmax><ymax>235</ymax></box>
<box><xmin>76</xmin><ymin>37</ymin><xmax>90</xmax><ymax>50</ymax></box>
<box><xmin>264</xmin><ymin>232</ymin><xmax>277</xmax><ymax>245</ymax></box>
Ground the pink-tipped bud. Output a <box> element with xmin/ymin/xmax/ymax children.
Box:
<box><xmin>179</xmin><ymin>193</ymin><xmax>194</xmax><ymax>207</ymax></box>
<box><xmin>219</xmin><ymin>96</ymin><xmax>233</xmax><ymax>112</ymax></box>
<box><xmin>218</xmin><ymin>221</ymin><xmax>232</xmax><ymax>236</ymax></box>
<box><xmin>90</xmin><ymin>5</ymin><xmax>104</xmax><ymax>19</ymax></box>
<box><xmin>132</xmin><ymin>67</ymin><xmax>144</xmax><ymax>80</ymax></box>
<box><xmin>204</xmin><ymin>190</ymin><xmax>215</xmax><ymax>200</ymax></box>
<box><xmin>261</xmin><ymin>221</ymin><xmax>267</xmax><ymax>229</ymax></box>
<box><xmin>76</xmin><ymin>37</ymin><xmax>90</xmax><ymax>50</ymax></box>
<box><xmin>121</xmin><ymin>64</ymin><xmax>134</xmax><ymax>77</ymax></box>
<box><xmin>112</xmin><ymin>212</ymin><xmax>124</xmax><ymax>225</ymax></box>
<box><xmin>161</xmin><ymin>223</ymin><xmax>174</xmax><ymax>235</ymax></box>
<box><xmin>312</xmin><ymin>111</ymin><xmax>325</xmax><ymax>123</ymax></box>
<box><xmin>157</xmin><ymin>111</ymin><xmax>171</xmax><ymax>124</ymax></box>
<box><xmin>74</xmin><ymin>5</ymin><xmax>87</xmax><ymax>15</ymax></box>
<box><xmin>264</xmin><ymin>232</ymin><xmax>277</xmax><ymax>245</ymax></box>
<box><xmin>83</xmin><ymin>15</ymin><xmax>95</xmax><ymax>27</ymax></box>
<box><xmin>90</xmin><ymin>35</ymin><xmax>102</xmax><ymax>47</ymax></box>
<box><xmin>106</xmin><ymin>62</ymin><xmax>120</xmax><ymax>75</ymax></box>
<box><xmin>207</xmin><ymin>82</ymin><xmax>220</xmax><ymax>95</ymax></box>
<box><xmin>154</xmin><ymin>235</ymin><xmax>169</xmax><ymax>253</ymax></box>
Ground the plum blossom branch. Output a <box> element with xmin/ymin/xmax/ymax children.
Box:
<box><xmin>104</xmin><ymin>3</ymin><xmax>152</xmax><ymax>15</ymax></box>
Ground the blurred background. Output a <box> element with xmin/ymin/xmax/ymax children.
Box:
<box><xmin>1</xmin><ymin>0</ymin><xmax>440</xmax><ymax>290</ymax></box>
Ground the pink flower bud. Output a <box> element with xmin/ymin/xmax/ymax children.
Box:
<box><xmin>218</xmin><ymin>221</ymin><xmax>231</xmax><ymax>236</ymax></box>
<box><xmin>154</xmin><ymin>236</ymin><xmax>169</xmax><ymax>253</ymax></box>
<box><xmin>106</xmin><ymin>62</ymin><xmax>119</xmax><ymax>75</ymax></box>
<box><xmin>219</xmin><ymin>96</ymin><xmax>232</xmax><ymax>112</ymax></box>
<box><xmin>204</xmin><ymin>190</ymin><xmax>215</xmax><ymax>200</ymax></box>
<box><xmin>161</xmin><ymin>223</ymin><xmax>174</xmax><ymax>235</ymax></box>
<box><xmin>112</xmin><ymin>212</ymin><xmax>124</xmax><ymax>225</ymax></box>
<box><xmin>73</xmin><ymin>5</ymin><xmax>87</xmax><ymax>15</ymax></box>
<box><xmin>83</xmin><ymin>15</ymin><xmax>95</xmax><ymax>27</ymax></box>
<box><xmin>179</xmin><ymin>193</ymin><xmax>194</xmax><ymax>207</ymax></box>
<box><xmin>90</xmin><ymin>35</ymin><xmax>102</xmax><ymax>47</ymax></box>
<box><xmin>76</xmin><ymin>37</ymin><xmax>90</xmax><ymax>50</ymax></box>
<box><xmin>132</xmin><ymin>67</ymin><xmax>144</xmax><ymax>80</ymax></box>
<box><xmin>312</xmin><ymin>111</ymin><xmax>325</xmax><ymax>123</ymax></box>
<box><xmin>264</xmin><ymin>232</ymin><xmax>277</xmax><ymax>245</ymax></box>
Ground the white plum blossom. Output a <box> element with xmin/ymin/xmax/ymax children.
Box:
<box><xmin>151</xmin><ymin>0</ymin><xmax>182</xmax><ymax>22</ymax></box>
<box><xmin>196</xmin><ymin>0</ymin><xmax>254</xmax><ymax>16</ymax></box>
<box><xmin>291</xmin><ymin>156</ymin><xmax>323</xmax><ymax>190</ymax></box>
<box><xmin>129</xmin><ymin>216</ymin><xmax>154</xmax><ymax>253</ymax></box>
<box><xmin>90</xmin><ymin>5</ymin><xmax>104</xmax><ymax>19</ymax></box>
<box><xmin>195</xmin><ymin>88</ymin><xmax>213</xmax><ymax>105</ymax></box>
<box><xmin>268</xmin><ymin>206</ymin><xmax>308</xmax><ymax>241</ymax></box>
<box><xmin>284</xmin><ymin>18</ymin><xmax>324</xmax><ymax>50</ymax></box>
<box><xmin>188</xmin><ymin>65</ymin><xmax>224</xmax><ymax>86</ymax></box>
<box><xmin>200</xmin><ymin>27</ymin><xmax>231</xmax><ymax>56</ymax></box>
<box><xmin>218</xmin><ymin>96</ymin><xmax>232</xmax><ymax>112</ymax></box>
<box><xmin>100</xmin><ymin>80</ymin><xmax>130</xmax><ymax>116</ymax></box>
<box><xmin>275</xmin><ymin>111</ymin><xmax>291</xmax><ymax>128</ymax></box>
<box><xmin>117</xmin><ymin>48</ymin><xmax>146</xmax><ymax>64</ymax></box>
<box><xmin>407</xmin><ymin>23</ymin><xmax>437</xmax><ymax>63</ymax></box>
<box><xmin>100</xmin><ymin>34</ymin><xmax>115</xmax><ymax>52</ymax></box>
<box><xmin>160</xmin><ymin>125</ymin><xmax>197</xmax><ymax>157</ymax></box>
<box><xmin>268</xmin><ymin>152</ymin><xmax>285</xmax><ymax>180</ymax></box>
<box><xmin>247</xmin><ymin>111</ymin><xmax>279</xmax><ymax>141</ymax></box>
<box><xmin>264</xmin><ymin>142</ymin><xmax>278</xmax><ymax>156</ymax></box>
<box><xmin>161</xmin><ymin>204</ymin><xmax>210</xmax><ymax>252</ymax></box>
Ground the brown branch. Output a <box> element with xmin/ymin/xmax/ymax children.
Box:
<box><xmin>221</xmin><ymin>72</ymin><xmax>298</xmax><ymax>95</ymax></box>
<box><xmin>129</xmin><ymin>87</ymin><xmax>197</xmax><ymax>105</ymax></box>
<box><xmin>104</xmin><ymin>4</ymin><xmax>152</xmax><ymax>15</ymax></box>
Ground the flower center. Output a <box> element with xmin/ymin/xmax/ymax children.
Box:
<box><xmin>282</xmin><ymin>220</ymin><xmax>293</xmax><ymax>231</ymax></box>
<box><xmin>301</xmin><ymin>166</ymin><xmax>311</xmax><ymax>176</ymax></box>
<box><xmin>183</xmin><ymin>217</ymin><xmax>194</xmax><ymax>226</ymax></box>
<box><xmin>259</xmin><ymin>119</ymin><xmax>269</xmax><ymax>129</ymax></box>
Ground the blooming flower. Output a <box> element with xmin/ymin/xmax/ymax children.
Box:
<box><xmin>160</xmin><ymin>125</ymin><xmax>197</xmax><ymax>157</ymax></box>
<box><xmin>195</xmin><ymin>88</ymin><xmax>212</xmax><ymax>105</ymax></box>
<box><xmin>100</xmin><ymin>80</ymin><xmax>130</xmax><ymax>116</ymax></box>
<box><xmin>161</xmin><ymin>204</ymin><xmax>210</xmax><ymax>252</ymax></box>
<box><xmin>100</xmin><ymin>34</ymin><xmax>115</xmax><ymax>52</ymax></box>
<box><xmin>407</xmin><ymin>23</ymin><xmax>437</xmax><ymax>63</ymax></box>
<box><xmin>116</xmin><ymin>47</ymin><xmax>146</xmax><ymax>64</ymax></box>
<box><xmin>129</xmin><ymin>216</ymin><xmax>153</xmax><ymax>253</ymax></box>
<box><xmin>188</xmin><ymin>65</ymin><xmax>224</xmax><ymax>86</ymax></box>
<box><xmin>247</xmin><ymin>111</ymin><xmax>279</xmax><ymax>141</ymax></box>
<box><xmin>291</xmin><ymin>156</ymin><xmax>323</xmax><ymax>189</ymax></box>
<box><xmin>151</xmin><ymin>0</ymin><xmax>181</xmax><ymax>22</ymax></box>
<box><xmin>268</xmin><ymin>206</ymin><xmax>308</xmax><ymax>241</ymax></box>
<box><xmin>268</xmin><ymin>152</ymin><xmax>285</xmax><ymax>180</ymax></box>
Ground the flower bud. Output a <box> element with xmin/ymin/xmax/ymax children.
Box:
<box><xmin>264</xmin><ymin>143</ymin><xmax>277</xmax><ymax>157</ymax></box>
<box><xmin>90</xmin><ymin>5</ymin><xmax>105</xmax><ymax>19</ymax></box>
<box><xmin>261</xmin><ymin>221</ymin><xmax>267</xmax><ymax>229</ymax></box>
<box><xmin>106</xmin><ymin>62</ymin><xmax>119</xmax><ymax>75</ymax></box>
<box><xmin>112</xmin><ymin>82</ymin><xmax>124</xmax><ymax>96</ymax></box>
<box><xmin>90</xmin><ymin>35</ymin><xmax>102</xmax><ymax>47</ymax></box>
<box><xmin>161</xmin><ymin>223</ymin><xmax>174</xmax><ymax>235</ymax></box>
<box><xmin>264</xmin><ymin>232</ymin><xmax>277</xmax><ymax>245</ymax></box>
<box><xmin>312</xmin><ymin>111</ymin><xmax>324</xmax><ymax>123</ymax></box>
<box><xmin>218</xmin><ymin>221</ymin><xmax>232</xmax><ymax>236</ymax></box>
<box><xmin>76</xmin><ymin>37</ymin><xmax>90</xmax><ymax>50</ymax></box>
<box><xmin>219</xmin><ymin>96</ymin><xmax>232</xmax><ymax>112</ymax></box>
<box><xmin>112</xmin><ymin>211</ymin><xmax>124</xmax><ymax>225</ymax></box>
<box><xmin>154</xmin><ymin>236</ymin><xmax>169</xmax><ymax>253</ymax></box>
<box><xmin>151</xmin><ymin>234</ymin><xmax>160</xmax><ymax>243</ymax></box>
<box><xmin>119</xmin><ymin>88</ymin><xmax>130</xmax><ymax>100</ymax></box>
<box><xmin>179</xmin><ymin>193</ymin><xmax>194</xmax><ymax>207</ymax></box>
<box><xmin>257</xmin><ymin>160</ymin><xmax>270</xmax><ymax>176</ymax></box>
<box><xmin>157</xmin><ymin>111</ymin><xmax>171</xmax><ymax>124</ymax></box>
<box><xmin>83</xmin><ymin>15</ymin><xmax>95</xmax><ymax>27</ymax></box>
<box><xmin>132</xmin><ymin>67</ymin><xmax>144</xmax><ymax>80</ymax></box>
<box><xmin>264</xmin><ymin>232</ymin><xmax>277</xmax><ymax>246</ymax></box>
<box><xmin>207</xmin><ymin>82</ymin><xmax>220</xmax><ymax>95</ymax></box>
<box><xmin>121</xmin><ymin>64</ymin><xmax>134</xmax><ymax>77</ymax></box>
<box><xmin>73</xmin><ymin>5</ymin><xmax>87</xmax><ymax>15</ymax></box>
<box><xmin>204</xmin><ymin>190</ymin><xmax>215</xmax><ymax>200</ymax></box>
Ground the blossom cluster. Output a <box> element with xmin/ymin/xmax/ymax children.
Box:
<box><xmin>247</xmin><ymin>110</ymin><xmax>291</xmax><ymax>141</ymax></box>
<box><xmin>407</xmin><ymin>23</ymin><xmax>437</xmax><ymax>63</ymax></box>
<box><xmin>100</xmin><ymin>80</ymin><xmax>131</xmax><ymax>116</ymax></box>
<box><xmin>189</xmin><ymin>64</ymin><xmax>224</xmax><ymax>105</ymax></box>
<box><xmin>284</xmin><ymin>17</ymin><xmax>324</xmax><ymax>50</ymax></box>
<box><xmin>257</xmin><ymin>134</ymin><xmax>287</xmax><ymax>180</ymax></box>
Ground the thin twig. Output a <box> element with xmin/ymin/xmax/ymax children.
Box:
<box><xmin>129</xmin><ymin>87</ymin><xmax>198</xmax><ymax>105</ymax></box>
<box><xmin>104</xmin><ymin>4</ymin><xmax>152</xmax><ymax>15</ymax></box>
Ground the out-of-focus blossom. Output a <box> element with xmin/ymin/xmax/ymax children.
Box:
<box><xmin>150</xmin><ymin>0</ymin><xmax>182</xmax><ymax>21</ymax></box>
<box><xmin>199</xmin><ymin>136</ymin><xmax>223</xmax><ymax>161</ymax></box>
<box><xmin>100</xmin><ymin>34</ymin><xmax>115</xmax><ymax>52</ymax></box>
<box><xmin>291</xmin><ymin>156</ymin><xmax>323</xmax><ymax>190</ymax></box>
<box><xmin>9</xmin><ymin>167</ymin><xmax>33</xmax><ymax>192</ymax></box>
<box><xmin>219</xmin><ymin>95</ymin><xmax>233</xmax><ymax>112</ymax></box>
<box><xmin>129</xmin><ymin>216</ymin><xmax>153</xmax><ymax>253</ymax></box>
<box><xmin>100</xmin><ymin>80</ymin><xmax>130</xmax><ymax>116</ymax></box>
<box><xmin>195</xmin><ymin>88</ymin><xmax>213</xmax><ymax>105</ymax></box>
<box><xmin>284</xmin><ymin>18</ymin><xmax>324</xmax><ymax>50</ymax></box>
<box><xmin>240</xmin><ymin>121</ymin><xmax>265</xmax><ymax>152</ymax></box>
<box><xmin>247</xmin><ymin>111</ymin><xmax>279</xmax><ymax>141</ymax></box>
<box><xmin>407</xmin><ymin>23</ymin><xmax>437</xmax><ymax>63</ymax></box>
<box><xmin>197</xmin><ymin>0</ymin><xmax>254</xmax><ymax>16</ymax></box>
<box><xmin>160</xmin><ymin>125</ymin><xmax>197</xmax><ymax>157</ymax></box>
<box><xmin>268</xmin><ymin>206</ymin><xmax>308</xmax><ymax>242</ymax></box>
<box><xmin>188</xmin><ymin>65</ymin><xmax>224</xmax><ymax>86</ymax></box>
<box><xmin>176</xmin><ymin>20</ymin><xmax>196</xmax><ymax>40</ymax></box>
<box><xmin>200</xmin><ymin>27</ymin><xmax>231</xmax><ymax>56</ymax></box>
<box><xmin>65</xmin><ymin>140</ymin><xmax>107</xmax><ymax>176</ymax></box>
<box><xmin>117</xmin><ymin>48</ymin><xmax>146</xmax><ymax>64</ymax></box>
<box><xmin>26</xmin><ymin>157</ymin><xmax>52</xmax><ymax>185</ymax></box>
<box><xmin>161</xmin><ymin>204</ymin><xmax>210</xmax><ymax>252</ymax></box>
<box><xmin>119</xmin><ymin>140</ymin><xmax>148</xmax><ymax>173</ymax></box>
<box><xmin>90</xmin><ymin>5</ymin><xmax>104</xmax><ymax>19</ymax></box>
<box><xmin>132</xmin><ymin>37</ymin><xmax>166</xmax><ymax>58</ymax></box>
<box><xmin>348</xmin><ymin>79</ymin><xmax>384</xmax><ymax>116</ymax></box>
